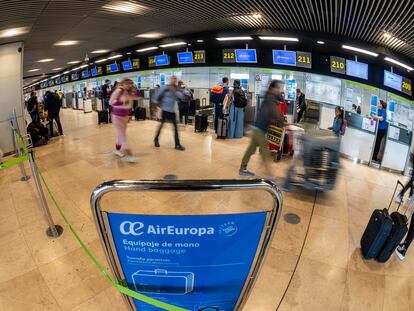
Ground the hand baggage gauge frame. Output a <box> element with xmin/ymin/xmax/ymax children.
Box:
<box><xmin>91</xmin><ymin>179</ymin><xmax>282</xmax><ymax>311</ymax></box>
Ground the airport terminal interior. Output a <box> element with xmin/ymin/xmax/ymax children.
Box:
<box><xmin>2</xmin><ymin>1</ymin><xmax>414</xmax><ymax>310</ymax></box>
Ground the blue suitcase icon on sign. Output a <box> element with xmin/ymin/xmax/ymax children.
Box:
<box><xmin>132</xmin><ymin>269</ymin><xmax>194</xmax><ymax>295</ymax></box>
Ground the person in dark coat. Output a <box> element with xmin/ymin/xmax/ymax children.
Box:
<box><xmin>296</xmin><ymin>88</ymin><xmax>306</xmax><ymax>123</ymax></box>
<box><xmin>44</xmin><ymin>91</ymin><xmax>63</xmax><ymax>136</ymax></box>
<box><xmin>27</xmin><ymin>92</ymin><xmax>40</xmax><ymax>122</ymax></box>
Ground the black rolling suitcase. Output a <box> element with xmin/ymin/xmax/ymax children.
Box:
<box><xmin>376</xmin><ymin>181</ymin><xmax>411</xmax><ymax>262</ymax></box>
<box><xmin>195</xmin><ymin>114</ymin><xmax>208</xmax><ymax>132</ymax></box>
<box><xmin>98</xmin><ymin>110</ymin><xmax>109</xmax><ymax>124</ymax></box>
<box><xmin>135</xmin><ymin>107</ymin><xmax>146</xmax><ymax>120</ymax></box>
<box><xmin>360</xmin><ymin>181</ymin><xmax>404</xmax><ymax>260</ymax></box>
<box><xmin>217</xmin><ymin>116</ymin><xmax>228</xmax><ymax>139</ymax></box>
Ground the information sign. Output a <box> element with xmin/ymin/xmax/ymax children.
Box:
<box><xmin>273</xmin><ymin>50</ymin><xmax>296</xmax><ymax>66</ymax></box>
<box><xmin>222</xmin><ymin>49</ymin><xmax>236</xmax><ymax>63</ymax></box>
<box><xmin>91</xmin><ymin>68</ymin><xmax>97</xmax><ymax>76</ymax></box>
<box><xmin>235</xmin><ymin>49</ymin><xmax>257</xmax><ymax>63</ymax></box>
<box><xmin>122</xmin><ymin>60</ymin><xmax>133</xmax><ymax>71</ymax></box>
<box><xmin>330</xmin><ymin>56</ymin><xmax>346</xmax><ymax>74</ymax></box>
<box><xmin>177</xmin><ymin>52</ymin><xmax>194</xmax><ymax>64</ymax></box>
<box><xmin>82</xmin><ymin>69</ymin><xmax>89</xmax><ymax>78</ymax></box>
<box><xmin>296</xmin><ymin>51</ymin><xmax>312</xmax><ymax>68</ymax></box>
<box><xmin>132</xmin><ymin>59</ymin><xmax>140</xmax><ymax>69</ymax></box>
<box><xmin>148</xmin><ymin>56</ymin><xmax>156</xmax><ymax>68</ymax></box>
<box><xmin>193</xmin><ymin>50</ymin><xmax>206</xmax><ymax>63</ymax></box>
<box><xmin>402</xmin><ymin>77</ymin><xmax>412</xmax><ymax>96</ymax></box>
<box><xmin>155</xmin><ymin>55</ymin><xmax>169</xmax><ymax>66</ymax></box>
<box><xmin>107</xmin><ymin>212</ymin><xmax>267</xmax><ymax>310</ymax></box>
<box><xmin>346</xmin><ymin>60</ymin><xmax>368</xmax><ymax>80</ymax></box>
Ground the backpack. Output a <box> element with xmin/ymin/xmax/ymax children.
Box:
<box><xmin>210</xmin><ymin>85</ymin><xmax>224</xmax><ymax>104</ymax></box>
<box><xmin>340</xmin><ymin>118</ymin><xmax>347</xmax><ymax>136</ymax></box>
<box><xmin>233</xmin><ymin>88</ymin><xmax>247</xmax><ymax>108</ymax></box>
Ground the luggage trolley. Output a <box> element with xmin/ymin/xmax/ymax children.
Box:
<box><xmin>285</xmin><ymin>129</ymin><xmax>340</xmax><ymax>191</ymax></box>
<box><xmin>91</xmin><ymin>179</ymin><xmax>282</xmax><ymax>311</ymax></box>
<box><xmin>266</xmin><ymin>123</ymin><xmax>296</xmax><ymax>161</ymax></box>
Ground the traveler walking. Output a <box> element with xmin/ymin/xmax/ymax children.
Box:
<box><xmin>27</xmin><ymin>91</ymin><xmax>40</xmax><ymax>122</ymax></box>
<box><xmin>154</xmin><ymin>76</ymin><xmax>185</xmax><ymax>151</ymax></box>
<box><xmin>223</xmin><ymin>79</ymin><xmax>247</xmax><ymax>139</ymax></box>
<box><xmin>239</xmin><ymin>80</ymin><xmax>285</xmax><ymax>176</ymax></box>
<box><xmin>296</xmin><ymin>88</ymin><xmax>306</xmax><ymax>123</ymax></box>
<box><xmin>211</xmin><ymin>77</ymin><xmax>229</xmax><ymax>132</ymax></box>
<box><xmin>44</xmin><ymin>91</ymin><xmax>63</xmax><ymax>137</ymax></box>
<box><xmin>177</xmin><ymin>80</ymin><xmax>193</xmax><ymax>125</ymax></box>
<box><xmin>110</xmin><ymin>78</ymin><xmax>141</xmax><ymax>163</ymax></box>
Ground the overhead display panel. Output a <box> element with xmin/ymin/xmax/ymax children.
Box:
<box><xmin>61</xmin><ymin>75</ymin><xmax>69</xmax><ymax>83</ymax></box>
<box><xmin>222</xmin><ymin>49</ymin><xmax>236</xmax><ymax>63</ymax></box>
<box><xmin>346</xmin><ymin>60</ymin><xmax>368</xmax><ymax>80</ymax></box>
<box><xmin>81</xmin><ymin>69</ymin><xmax>89</xmax><ymax>79</ymax></box>
<box><xmin>235</xmin><ymin>49</ymin><xmax>257</xmax><ymax>63</ymax></box>
<box><xmin>122</xmin><ymin>60</ymin><xmax>133</xmax><ymax>70</ymax></box>
<box><xmin>148</xmin><ymin>56</ymin><xmax>156</xmax><ymax>67</ymax></box>
<box><xmin>402</xmin><ymin>77</ymin><xmax>412</xmax><ymax>96</ymax></box>
<box><xmin>330</xmin><ymin>56</ymin><xmax>346</xmax><ymax>74</ymax></box>
<box><xmin>132</xmin><ymin>59</ymin><xmax>140</xmax><ymax>69</ymax></box>
<box><xmin>55</xmin><ymin>77</ymin><xmax>61</xmax><ymax>84</ymax></box>
<box><xmin>384</xmin><ymin>70</ymin><xmax>403</xmax><ymax>92</ymax></box>
<box><xmin>91</xmin><ymin>67</ymin><xmax>98</xmax><ymax>76</ymax></box>
<box><xmin>71</xmin><ymin>73</ymin><xmax>78</xmax><ymax>80</ymax></box>
<box><xmin>296</xmin><ymin>51</ymin><xmax>312</xmax><ymax>68</ymax></box>
<box><xmin>193</xmin><ymin>50</ymin><xmax>206</xmax><ymax>63</ymax></box>
<box><xmin>155</xmin><ymin>55</ymin><xmax>169</xmax><ymax>66</ymax></box>
<box><xmin>273</xmin><ymin>50</ymin><xmax>296</xmax><ymax>66</ymax></box>
<box><xmin>177</xmin><ymin>51</ymin><xmax>194</xmax><ymax>64</ymax></box>
<box><xmin>107</xmin><ymin>63</ymin><xmax>119</xmax><ymax>73</ymax></box>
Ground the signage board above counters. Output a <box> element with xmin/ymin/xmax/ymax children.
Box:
<box><xmin>384</xmin><ymin>70</ymin><xmax>412</xmax><ymax>96</ymax></box>
<box><xmin>149</xmin><ymin>54</ymin><xmax>170</xmax><ymax>67</ymax></box>
<box><xmin>330</xmin><ymin>56</ymin><xmax>368</xmax><ymax>80</ymax></box>
<box><xmin>106</xmin><ymin>63</ymin><xmax>119</xmax><ymax>73</ymax></box>
<box><xmin>273</xmin><ymin>50</ymin><xmax>312</xmax><ymax>69</ymax></box>
<box><xmin>222</xmin><ymin>49</ymin><xmax>257</xmax><ymax>63</ymax></box>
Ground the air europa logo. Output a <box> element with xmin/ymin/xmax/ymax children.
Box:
<box><xmin>120</xmin><ymin>221</ymin><xmax>215</xmax><ymax>237</ymax></box>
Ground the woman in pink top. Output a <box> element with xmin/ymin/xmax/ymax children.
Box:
<box><xmin>109</xmin><ymin>78</ymin><xmax>141</xmax><ymax>163</ymax></box>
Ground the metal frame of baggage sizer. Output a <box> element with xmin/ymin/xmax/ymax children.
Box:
<box><xmin>90</xmin><ymin>179</ymin><xmax>282</xmax><ymax>311</ymax></box>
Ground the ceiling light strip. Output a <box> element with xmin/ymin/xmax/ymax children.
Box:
<box><xmin>384</xmin><ymin>57</ymin><xmax>413</xmax><ymax>71</ymax></box>
<box><xmin>216</xmin><ymin>37</ymin><xmax>253</xmax><ymax>41</ymax></box>
<box><xmin>159</xmin><ymin>42</ymin><xmax>187</xmax><ymax>48</ymax></box>
<box><xmin>259</xmin><ymin>36</ymin><xmax>299</xmax><ymax>42</ymax></box>
<box><xmin>137</xmin><ymin>46</ymin><xmax>158</xmax><ymax>52</ymax></box>
<box><xmin>342</xmin><ymin>44</ymin><xmax>379</xmax><ymax>57</ymax></box>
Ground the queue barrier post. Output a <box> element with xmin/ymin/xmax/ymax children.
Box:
<box><xmin>91</xmin><ymin>179</ymin><xmax>283</xmax><ymax>311</ymax></box>
<box><xmin>28</xmin><ymin>151</ymin><xmax>63</xmax><ymax>238</ymax></box>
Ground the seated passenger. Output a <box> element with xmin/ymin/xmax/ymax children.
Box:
<box><xmin>27</xmin><ymin>120</ymin><xmax>49</xmax><ymax>147</ymax></box>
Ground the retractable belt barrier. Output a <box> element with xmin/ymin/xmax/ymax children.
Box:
<box><xmin>91</xmin><ymin>179</ymin><xmax>283</xmax><ymax>311</ymax></box>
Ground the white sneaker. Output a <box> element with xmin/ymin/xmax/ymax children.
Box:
<box><xmin>126</xmin><ymin>156</ymin><xmax>137</xmax><ymax>163</ymax></box>
<box><xmin>114</xmin><ymin>150</ymin><xmax>124</xmax><ymax>158</ymax></box>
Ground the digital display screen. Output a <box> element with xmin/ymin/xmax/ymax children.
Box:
<box><xmin>402</xmin><ymin>77</ymin><xmax>412</xmax><ymax>96</ymax></box>
<box><xmin>55</xmin><ymin>77</ymin><xmax>61</xmax><ymax>84</ymax></box>
<box><xmin>48</xmin><ymin>80</ymin><xmax>53</xmax><ymax>86</ymax></box>
<box><xmin>273</xmin><ymin>50</ymin><xmax>296</xmax><ymax>66</ymax></box>
<box><xmin>122</xmin><ymin>60</ymin><xmax>132</xmax><ymax>70</ymax></box>
<box><xmin>346</xmin><ymin>60</ymin><xmax>368</xmax><ymax>80</ymax></box>
<box><xmin>177</xmin><ymin>52</ymin><xmax>194</xmax><ymax>64</ymax></box>
<box><xmin>384</xmin><ymin>70</ymin><xmax>402</xmax><ymax>92</ymax></box>
<box><xmin>296</xmin><ymin>51</ymin><xmax>312</xmax><ymax>69</ymax></box>
<box><xmin>71</xmin><ymin>73</ymin><xmax>78</xmax><ymax>80</ymax></box>
<box><xmin>132</xmin><ymin>59</ymin><xmax>139</xmax><ymax>69</ymax></box>
<box><xmin>109</xmin><ymin>63</ymin><xmax>119</xmax><ymax>72</ymax></box>
<box><xmin>82</xmin><ymin>69</ymin><xmax>89</xmax><ymax>78</ymax></box>
<box><xmin>155</xmin><ymin>55</ymin><xmax>169</xmax><ymax>66</ymax></box>
<box><xmin>91</xmin><ymin>68</ymin><xmax>97</xmax><ymax>76</ymax></box>
<box><xmin>330</xmin><ymin>56</ymin><xmax>346</xmax><ymax>74</ymax></box>
<box><xmin>97</xmin><ymin>67</ymin><xmax>102</xmax><ymax>75</ymax></box>
<box><xmin>235</xmin><ymin>49</ymin><xmax>257</xmax><ymax>63</ymax></box>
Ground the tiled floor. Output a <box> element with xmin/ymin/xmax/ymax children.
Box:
<box><xmin>0</xmin><ymin>109</ymin><xmax>413</xmax><ymax>310</ymax></box>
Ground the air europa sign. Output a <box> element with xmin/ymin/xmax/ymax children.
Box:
<box><xmin>120</xmin><ymin>221</ymin><xmax>215</xmax><ymax>236</ymax></box>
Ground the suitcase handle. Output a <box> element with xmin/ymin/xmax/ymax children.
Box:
<box><xmin>388</xmin><ymin>180</ymin><xmax>405</xmax><ymax>212</ymax></box>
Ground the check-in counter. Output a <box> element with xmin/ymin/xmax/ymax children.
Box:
<box><xmin>340</xmin><ymin>112</ymin><xmax>377</xmax><ymax>163</ymax></box>
<box><xmin>382</xmin><ymin>125</ymin><xmax>412</xmax><ymax>172</ymax></box>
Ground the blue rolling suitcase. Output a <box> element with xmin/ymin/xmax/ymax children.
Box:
<box><xmin>376</xmin><ymin>181</ymin><xmax>411</xmax><ymax>263</ymax></box>
<box><xmin>360</xmin><ymin>181</ymin><xmax>404</xmax><ymax>259</ymax></box>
